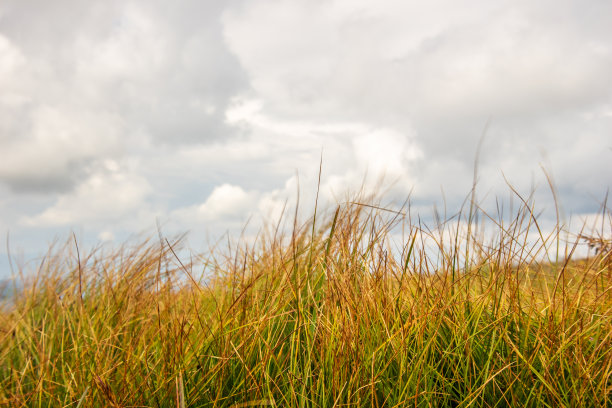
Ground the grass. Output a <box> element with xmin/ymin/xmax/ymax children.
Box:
<box><xmin>0</xmin><ymin>187</ymin><xmax>610</xmax><ymax>407</ymax></box>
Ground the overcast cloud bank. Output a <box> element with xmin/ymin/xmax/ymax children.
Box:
<box><xmin>1</xmin><ymin>0</ymin><xmax>611</xmax><ymax>277</ymax></box>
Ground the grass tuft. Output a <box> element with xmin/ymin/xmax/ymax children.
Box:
<box><xmin>1</xmin><ymin>188</ymin><xmax>610</xmax><ymax>407</ymax></box>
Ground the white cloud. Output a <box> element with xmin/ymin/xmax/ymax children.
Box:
<box><xmin>197</xmin><ymin>184</ymin><xmax>256</xmax><ymax>221</ymax></box>
<box><xmin>22</xmin><ymin>167</ymin><xmax>152</xmax><ymax>227</ymax></box>
<box><xmin>0</xmin><ymin>105</ymin><xmax>124</xmax><ymax>192</ymax></box>
<box><xmin>223</xmin><ymin>0</ymin><xmax>612</xmax><ymax>159</ymax></box>
<box><xmin>172</xmin><ymin>183</ymin><xmax>258</xmax><ymax>224</ymax></box>
<box><xmin>1</xmin><ymin>0</ymin><xmax>611</xmax><ymax>278</ymax></box>
<box><xmin>0</xmin><ymin>34</ymin><xmax>25</xmax><ymax>87</ymax></box>
<box><xmin>98</xmin><ymin>230</ymin><xmax>116</xmax><ymax>242</ymax></box>
<box><xmin>0</xmin><ymin>0</ymin><xmax>248</xmax><ymax>194</ymax></box>
<box><xmin>224</xmin><ymin>0</ymin><xmax>611</xmax><ymax>207</ymax></box>
<box><xmin>353</xmin><ymin>128</ymin><xmax>422</xmax><ymax>177</ymax></box>
<box><xmin>75</xmin><ymin>4</ymin><xmax>168</xmax><ymax>82</ymax></box>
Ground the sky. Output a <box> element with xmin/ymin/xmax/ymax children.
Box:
<box><xmin>1</xmin><ymin>0</ymin><xmax>611</xmax><ymax>278</ymax></box>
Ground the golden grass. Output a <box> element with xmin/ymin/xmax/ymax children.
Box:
<box><xmin>0</xmin><ymin>188</ymin><xmax>610</xmax><ymax>407</ymax></box>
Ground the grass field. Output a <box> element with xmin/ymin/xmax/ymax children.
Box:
<box><xmin>1</xmin><ymin>188</ymin><xmax>610</xmax><ymax>407</ymax></box>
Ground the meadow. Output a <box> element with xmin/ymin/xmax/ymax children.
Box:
<box><xmin>0</xmin><ymin>187</ymin><xmax>610</xmax><ymax>407</ymax></box>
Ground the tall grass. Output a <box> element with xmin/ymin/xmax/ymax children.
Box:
<box><xmin>0</xmin><ymin>188</ymin><xmax>610</xmax><ymax>407</ymax></box>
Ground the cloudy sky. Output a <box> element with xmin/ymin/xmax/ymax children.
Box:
<box><xmin>1</xmin><ymin>0</ymin><xmax>611</xmax><ymax>277</ymax></box>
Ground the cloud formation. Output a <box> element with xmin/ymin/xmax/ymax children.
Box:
<box><xmin>223</xmin><ymin>0</ymin><xmax>612</xmax><ymax>202</ymax></box>
<box><xmin>0</xmin><ymin>0</ymin><xmax>611</xmax><ymax>277</ymax></box>
<box><xmin>0</xmin><ymin>0</ymin><xmax>248</xmax><ymax>193</ymax></box>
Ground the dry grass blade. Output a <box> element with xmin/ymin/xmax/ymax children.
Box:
<box><xmin>0</xmin><ymin>186</ymin><xmax>610</xmax><ymax>407</ymax></box>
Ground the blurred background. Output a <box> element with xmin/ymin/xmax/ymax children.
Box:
<box><xmin>1</xmin><ymin>0</ymin><xmax>611</xmax><ymax>278</ymax></box>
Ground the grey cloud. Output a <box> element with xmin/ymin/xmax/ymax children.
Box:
<box><xmin>93</xmin><ymin>0</ymin><xmax>249</xmax><ymax>144</ymax></box>
<box><xmin>1</xmin><ymin>0</ymin><xmax>611</xmax><ymax>279</ymax></box>
<box><xmin>223</xmin><ymin>0</ymin><xmax>612</xmax><ymax>213</ymax></box>
<box><xmin>0</xmin><ymin>160</ymin><xmax>88</xmax><ymax>194</ymax></box>
<box><xmin>0</xmin><ymin>0</ymin><xmax>248</xmax><ymax>193</ymax></box>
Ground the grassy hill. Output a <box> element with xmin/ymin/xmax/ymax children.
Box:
<box><xmin>1</xmin><ymin>191</ymin><xmax>610</xmax><ymax>407</ymax></box>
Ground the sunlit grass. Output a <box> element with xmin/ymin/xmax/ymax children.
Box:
<box><xmin>0</xmin><ymin>187</ymin><xmax>610</xmax><ymax>407</ymax></box>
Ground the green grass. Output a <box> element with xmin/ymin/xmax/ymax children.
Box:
<box><xmin>0</xmin><ymin>189</ymin><xmax>610</xmax><ymax>407</ymax></box>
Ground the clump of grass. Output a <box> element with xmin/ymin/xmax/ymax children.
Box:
<box><xmin>0</xmin><ymin>188</ymin><xmax>610</xmax><ymax>407</ymax></box>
